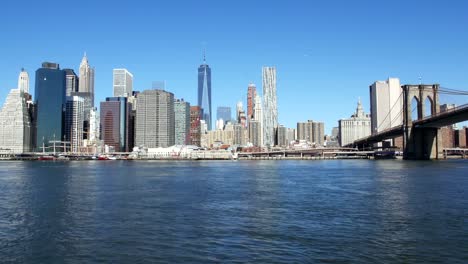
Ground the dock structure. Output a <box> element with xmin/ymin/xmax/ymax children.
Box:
<box><xmin>238</xmin><ymin>148</ymin><xmax>384</xmax><ymax>160</ymax></box>
<box><xmin>443</xmin><ymin>148</ymin><xmax>468</xmax><ymax>159</ymax></box>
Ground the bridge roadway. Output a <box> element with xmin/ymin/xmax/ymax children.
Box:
<box><xmin>348</xmin><ymin>103</ymin><xmax>468</xmax><ymax>148</ymax></box>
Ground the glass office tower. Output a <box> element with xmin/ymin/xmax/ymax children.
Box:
<box><xmin>197</xmin><ymin>57</ymin><xmax>212</xmax><ymax>130</ymax></box>
<box><xmin>100</xmin><ymin>97</ymin><xmax>131</xmax><ymax>152</ymax></box>
<box><xmin>34</xmin><ymin>62</ymin><xmax>66</xmax><ymax>149</ymax></box>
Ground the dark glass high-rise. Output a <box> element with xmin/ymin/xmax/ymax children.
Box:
<box><xmin>34</xmin><ymin>62</ymin><xmax>66</xmax><ymax>150</ymax></box>
<box><xmin>100</xmin><ymin>97</ymin><xmax>131</xmax><ymax>152</ymax></box>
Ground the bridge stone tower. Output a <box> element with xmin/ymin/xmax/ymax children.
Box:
<box><xmin>402</xmin><ymin>84</ymin><xmax>442</xmax><ymax>159</ymax></box>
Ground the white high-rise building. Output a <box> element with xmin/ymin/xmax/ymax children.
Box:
<box><xmin>18</xmin><ymin>69</ymin><xmax>30</xmax><ymax>94</ymax></box>
<box><xmin>216</xmin><ymin>119</ymin><xmax>225</xmax><ymax>130</ymax></box>
<box><xmin>370</xmin><ymin>78</ymin><xmax>402</xmax><ymax>134</ymax></box>
<box><xmin>252</xmin><ymin>95</ymin><xmax>263</xmax><ymax>146</ymax></box>
<box><xmin>78</xmin><ymin>53</ymin><xmax>95</xmax><ymax>106</ymax></box>
<box><xmin>262</xmin><ymin>66</ymin><xmax>278</xmax><ymax>147</ymax></box>
<box><xmin>339</xmin><ymin>99</ymin><xmax>372</xmax><ymax>146</ymax></box>
<box><xmin>113</xmin><ymin>69</ymin><xmax>133</xmax><ymax>97</ymax></box>
<box><xmin>89</xmin><ymin>107</ymin><xmax>100</xmax><ymax>144</ymax></box>
<box><xmin>65</xmin><ymin>96</ymin><xmax>84</xmax><ymax>152</ymax></box>
<box><xmin>136</xmin><ymin>90</ymin><xmax>174</xmax><ymax>148</ymax></box>
<box><xmin>0</xmin><ymin>89</ymin><xmax>31</xmax><ymax>153</ymax></box>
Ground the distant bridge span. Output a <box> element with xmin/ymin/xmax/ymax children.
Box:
<box><xmin>348</xmin><ymin>85</ymin><xmax>468</xmax><ymax>159</ymax></box>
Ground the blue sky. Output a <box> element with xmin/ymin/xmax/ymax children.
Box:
<box><xmin>0</xmin><ymin>0</ymin><xmax>467</xmax><ymax>133</ymax></box>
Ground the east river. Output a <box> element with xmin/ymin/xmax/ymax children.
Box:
<box><xmin>0</xmin><ymin>160</ymin><xmax>467</xmax><ymax>263</ymax></box>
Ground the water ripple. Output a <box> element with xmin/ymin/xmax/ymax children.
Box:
<box><xmin>0</xmin><ymin>160</ymin><xmax>467</xmax><ymax>263</ymax></box>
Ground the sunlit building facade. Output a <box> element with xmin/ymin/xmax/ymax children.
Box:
<box><xmin>78</xmin><ymin>53</ymin><xmax>95</xmax><ymax>106</ymax></box>
<box><xmin>339</xmin><ymin>99</ymin><xmax>371</xmax><ymax>146</ymax></box>
<box><xmin>0</xmin><ymin>88</ymin><xmax>32</xmax><ymax>153</ymax></box>
<box><xmin>136</xmin><ymin>90</ymin><xmax>175</xmax><ymax>148</ymax></box>
<box><xmin>65</xmin><ymin>96</ymin><xmax>84</xmax><ymax>152</ymax></box>
<box><xmin>113</xmin><ymin>69</ymin><xmax>133</xmax><ymax>97</ymax></box>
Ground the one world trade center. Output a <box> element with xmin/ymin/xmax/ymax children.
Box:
<box><xmin>197</xmin><ymin>53</ymin><xmax>212</xmax><ymax>130</ymax></box>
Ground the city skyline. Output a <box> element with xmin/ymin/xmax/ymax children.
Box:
<box><xmin>0</xmin><ymin>1</ymin><xmax>467</xmax><ymax>133</ymax></box>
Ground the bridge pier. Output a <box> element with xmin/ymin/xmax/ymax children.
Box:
<box><xmin>404</xmin><ymin>126</ymin><xmax>442</xmax><ymax>160</ymax></box>
<box><xmin>402</xmin><ymin>84</ymin><xmax>443</xmax><ymax>160</ymax></box>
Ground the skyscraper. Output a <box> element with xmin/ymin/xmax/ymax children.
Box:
<box><xmin>78</xmin><ymin>53</ymin><xmax>95</xmax><ymax>106</ymax></box>
<box><xmin>297</xmin><ymin>121</ymin><xmax>313</xmax><ymax>142</ymax></box>
<box><xmin>18</xmin><ymin>68</ymin><xmax>30</xmax><ymax>94</ymax></box>
<box><xmin>262</xmin><ymin>66</ymin><xmax>278</xmax><ymax>147</ymax></box>
<box><xmin>277</xmin><ymin>125</ymin><xmax>288</xmax><ymax>147</ymax></box>
<box><xmin>0</xmin><ymin>88</ymin><xmax>32</xmax><ymax>153</ymax></box>
<box><xmin>135</xmin><ymin>90</ymin><xmax>175</xmax><ymax>148</ymax></box>
<box><xmin>370</xmin><ymin>78</ymin><xmax>402</xmax><ymax>134</ymax></box>
<box><xmin>312</xmin><ymin>121</ymin><xmax>325</xmax><ymax>147</ymax></box>
<box><xmin>100</xmin><ymin>97</ymin><xmax>131</xmax><ymax>152</ymax></box>
<box><xmin>247</xmin><ymin>83</ymin><xmax>257</xmax><ymax>121</ymax></box>
<box><xmin>64</xmin><ymin>69</ymin><xmax>78</xmax><ymax>96</ymax></box>
<box><xmin>253</xmin><ymin>95</ymin><xmax>263</xmax><ymax>146</ymax></box>
<box><xmin>248</xmin><ymin>120</ymin><xmax>262</xmax><ymax>147</ymax></box>
<box><xmin>198</xmin><ymin>54</ymin><xmax>212</xmax><ymax>130</ymax></box>
<box><xmin>174</xmin><ymin>99</ymin><xmax>190</xmax><ymax>145</ymax></box>
<box><xmin>113</xmin><ymin>69</ymin><xmax>133</xmax><ymax>97</ymax></box>
<box><xmin>297</xmin><ymin>120</ymin><xmax>324</xmax><ymax>146</ymax></box>
<box><xmin>190</xmin><ymin>106</ymin><xmax>202</xmax><ymax>147</ymax></box>
<box><xmin>34</xmin><ymin>62</ymin><xmax>66</xmax><ymax>149</ymax></box>
<box><xmin>65</xmin><ymin>96</ymin><xmax>84</xmax><ymax>152</ymax></box>
<box><xmin>236</xmin><ymin>101</ymin><xmax>246</xmax><ymax>127</ymax></box>
<box><xmin>217</xmin><ymin>106</ymin><xmax>231</xmax><ymax>123</ymax></box>
<box><xmin>89</xmin><ymin>107</ymin><xmax>100</xmax><ymax>144</ymax></box>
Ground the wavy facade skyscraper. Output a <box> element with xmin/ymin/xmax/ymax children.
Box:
<box><xmin>198</xmin><ymin>55</ymin><xmax>212</xmax><ymax>130</ymax></box>
<box><xmin>262</xmin><ymin>66</ymin><xmax>277</xmax><ymax>147</ymax></box>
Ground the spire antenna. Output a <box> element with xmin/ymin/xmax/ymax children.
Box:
<box><xmin>203</xmin><ymin>48</ymin><xmax>206</xmax><ymax>63</ymax></box>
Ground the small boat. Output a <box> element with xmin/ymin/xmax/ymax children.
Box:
<box><xmin>97</xmin><ymin>155</ymin><xmax>117</xmax><ymax>160</ymax></box>
<box><xmin>97</xmin><ymin>155</ymin><xmax>109</xmax><ymax>160</ymax></box>
<box><xmin>374</xmin><ymin>150</ymin><xmax>396</xmax><ymax>159</ymax></box>
<box><xmin>38</xmin><ymin>155</ymin><xmax>56</xmax><ymax>161</ymax></box>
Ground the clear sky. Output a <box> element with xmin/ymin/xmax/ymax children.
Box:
<box><xmin>0</xmin><ymin>0</ymin><xmax>467</xmax><ymax>133</ymax></box>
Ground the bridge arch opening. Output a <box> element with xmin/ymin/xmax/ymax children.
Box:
<box><xmin>411</xmin><ymin>96</ymin><xmax>419</xmax><ymax>121</ymax></box>
<box><xmin>424</xmin><ymin>96</ymin><xmax>434</xmax><ymax>117</ymax></box>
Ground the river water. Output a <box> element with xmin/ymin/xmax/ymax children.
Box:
<box><xmin>0</xmin><ymin>160</ymin><xmax>467</xmax><ymax>263</ymax></box>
